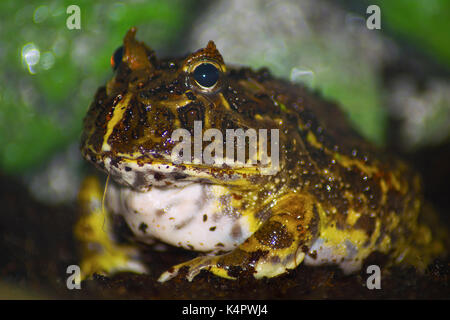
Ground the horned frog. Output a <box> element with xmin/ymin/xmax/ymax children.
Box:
<box><xmin>77</xmin><ymin>28</ymin><xmax>445</xmax><ymax>282</ymax></box>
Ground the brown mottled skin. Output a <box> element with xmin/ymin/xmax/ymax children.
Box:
<box><xmin>77</xmin><ymin>28</ymin><xmax>445</xmax><ymax>282</ymax></box>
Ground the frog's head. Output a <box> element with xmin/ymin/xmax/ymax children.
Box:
<box><xmin>81</xmin><ymin>28</ymin><xmax>285</xmax><ymax>191</ymax></box>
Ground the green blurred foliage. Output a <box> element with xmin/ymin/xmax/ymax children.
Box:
<box><xmin>370</xmin><ymin>0</ymin><xmax>450</xmax><ymax>69</ymax></box>
<box><xmin>0</xmin><ymin>0</ymin><xmax>192</xmax><ymax>173</ymax></box>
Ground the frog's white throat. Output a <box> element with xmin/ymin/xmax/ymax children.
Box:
<box><xmin>105</xmin><ymin>182</ymin><xmax>252</xmax><ymax>253</ymax></box>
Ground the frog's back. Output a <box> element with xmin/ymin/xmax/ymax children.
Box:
<box><xmin>245</xmin><ymin>72</ymin><xmax>446</xmax><ymax>271</ymax></box>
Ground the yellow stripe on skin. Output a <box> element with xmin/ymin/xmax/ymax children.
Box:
<box><xmin>219</xmin><ymin>92</ymin><xmax>231</xmax><ymax>111</ymax></box>
<box><xmin>207</xmin><ymin>267</ymin><xmax>237</xmax><ymax>280</ymax></box>
<box><xmin>333</xmin><ymin>152</ymin><xmax>379</xmax><ymax>177</ymax></box>
<box><xmin>307</xmin><ymin>131</ymin><xmax>323</xmax><ymax>149</ymax></box>
<box><xmin>101</xmin><ymin>94</ymin><xmax>132</xmax><ymax>152</ymax></box>
<box><xmin>158</xmin><ymin>97</ymin><xmax>191</xmax><ymax>110</ymax></box>
<box><xmin>298</xmin><ymin>121</ymin><xmax>380</xmax><ymax>178</ymax></box>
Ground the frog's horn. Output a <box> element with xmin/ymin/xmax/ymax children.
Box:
<box><xmin>122</xmin><ymin>27</ymin><xmax>155</xmax><ymax>71</ymax></box>
<box><xmin>183</xmin><ymin>40</ymin><xmax>226</xmax><ymax>72</ymax></box>
<box><xmin>203</xmin><ymin>41</ymin><xmax>224</xmax><ymax>63</ymax></box>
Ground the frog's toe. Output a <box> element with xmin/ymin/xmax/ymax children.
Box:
<box><xmin>80</xmin><ymin>246</ymin><xmax>148</xmax><ymax>280</ymax></box>
<box><xmin>157</xmin><ymin>269</ymin><xmax>177</xmax><ymax>283</ymax></box>
<box><xmin>158</xmin><ymin>255</ymin><xmax>236</xmax><ymax>282</ymax></box>
<box><xmin>158</xmin><ymin>256</ymin><xmax>207</xmax><ymax>282</ymax></box>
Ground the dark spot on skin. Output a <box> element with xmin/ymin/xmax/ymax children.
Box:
<box><xmin>133</xmin><ymin>171</ymin><xmax>147</xmax><ymax>188</ymax></box>
<box><xmin>154</xmin><ymin>172</ymin><xmax>165</xmax><ymax>181</ymax></box>
<box><xmin>203</xmin><ymin>214</ymin><xmax>207</xmax><ymax>222</ymax></box>
<box><xmin>109</xmin><ymin>157</ymin><xmax>121</xmax><ymax>168</ymax></box>
<box><xmin>156</xmin><ymin>209</ymin><xmax>165</xmax><ymax>217</ymax></box>
<box><xmin>232</xmin><ymin>193</ymin><xmax>243</xmax><ymax>200</ymax></box>
<box><xmin>215</xmin><ymin>242</ymin><xmax>224</xmax><ymax>247</ymax></box>
<box><xmin>248</xmin><ymin>250</ymin><xmax>270</xmax><ymax>266</ymax></box>
<box><xmin>309</xmin><ymin>204</ymin><xmax>320</xmax><ymax>238</ymax></box>
<box><xmin>172</xmin><ymin>172</ymin><xmax>188</xmax><ymax>180</ymax></box>
<box><xmin>125</xmin><ymin>166</ymin><xmax>132</xmax><ymax>172</ymax></box>
<box><xmin>209</xmin><ymin>226</ymin><xmax>217</xmax><ymax>231</ymax></box>
<box><xmin>139</xmin><ymin>222</ymin><xmax>148</xmax><ymax>234</ymax></box>
<box><xmin>255</xmin><ymin>221</ymin><xmax>294</xmax><ymax>249</ymax></box>
<box><xmin>231</xmin><ymin>223</ymin><xmax>242</xmax><ymax>240</ymax></box>
<box><xmin>226</xmin><ymin>266</ymin><xmax>245</xmax><ymax>278</ymax></box>
<box><xmin>354</xmin><ymin>213</ymin><xmax>376</xmax><ymax>237</ymax></box>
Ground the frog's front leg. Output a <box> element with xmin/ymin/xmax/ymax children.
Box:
<box><xmin>158</xmin><ymin>194</ymin><xmax>318</xmax><ymax>282</ymax></box>
<box><xmin>75</xmin><ymin>176</ymin><xmax>147</xmax><ymax>279</ymax></box>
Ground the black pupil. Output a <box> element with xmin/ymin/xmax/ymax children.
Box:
<box><xmin>193</xmin><ymin>63</ymin><xmax>219</xmax><ymax>88</ymax></box>
<box><xmin>113</xmin><ymin>46</ymin><xmax>124</xmax><ymax>70</ymax></box>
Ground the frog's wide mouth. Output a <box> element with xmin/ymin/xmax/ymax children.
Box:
<box><xmin>83</xmin><ymin>151</ymin><xmax>261</xmax><ymax>191</ymax></box>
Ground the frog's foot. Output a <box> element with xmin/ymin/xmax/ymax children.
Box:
<box><xmin>158</xmin><ymin>246</ymin><xmax>306</xmax><ymax>283</ymax></box>
<box><xmin>79</xmin><ymin>243</ymin><xmax>147</xmax><ymax>279</ymax></box>
<box><xmin>76</xmin><ymin>176</ymin><xmax>147</xmax><ymax>279</ymax></box>
<box><xmin>159</xmin><ymin>194</ymin><xmax>319</xmax><ymax>282</ymax></box>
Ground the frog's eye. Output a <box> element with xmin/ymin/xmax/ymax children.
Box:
<box><xmin>111</xmin><ymin>46</ymin><xmax>124</xmax><ymax>70</ymax></box>
<box><xmin>193</xmin><ymin>63</ymin><xmax>219</xmax><ymax>88</ymax></box>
